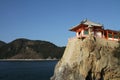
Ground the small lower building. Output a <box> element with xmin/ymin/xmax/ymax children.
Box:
<box><xmin>105</xmin><ymin>29</ymin><xmax>120</xmax><ymax>41</ymax></box>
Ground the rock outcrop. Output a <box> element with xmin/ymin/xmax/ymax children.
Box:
<box><xmin>51</xmin><ymin>36</ymin><xmax>120</xmax><ymax>80</ymax></box>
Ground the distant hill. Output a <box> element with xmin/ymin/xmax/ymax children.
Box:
<box><xmin>0</xmin><ymin>41</ymin><xmax>6</xmax><ymax>47</ymax></box>
<box><xmin>0</xmin><ymin>38</ymin><xmax>65</xmax><ymax>59</ymax></box>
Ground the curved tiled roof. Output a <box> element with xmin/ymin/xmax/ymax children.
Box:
<box><xmin>69</xmin><ymin>19</ymin><xmax>103</xmax><ymax>31</ymax></box>
<box><xmin>81</xmin><ymin>19</ymin><xmax>103</xmax><ymax>27</ymax></box>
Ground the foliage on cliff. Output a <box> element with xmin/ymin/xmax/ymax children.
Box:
<box><xmin>0</xmin><ymin>38</ymin><xmax>65</xmax><ymax>59</ymax></box>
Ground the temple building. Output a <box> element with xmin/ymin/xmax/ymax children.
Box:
<box><xmin>69</xmin><ymin>19</ymin><xmax>120</xmax><ymax>41</ymax></box>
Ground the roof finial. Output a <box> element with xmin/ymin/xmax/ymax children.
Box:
<box><xmin>81</xmin><ymin>18</ymin><xmax>87</xmax><ymax>23</ymax></box>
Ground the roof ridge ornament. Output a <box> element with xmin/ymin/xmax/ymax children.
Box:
<box><xmin>81</xmin><ymin>19</ymin><xmax>87</xmax><ymax>23</ymax></box>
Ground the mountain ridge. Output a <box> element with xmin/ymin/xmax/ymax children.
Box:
<box><xmin>0</xmin><ymin>40</ymin><xmax>6</xmax><ymax>47</ymax></box>
<box><xmin>0</xmin><ymin>38</ymin><xmax>65</xmax><ymax>59</ymax></box>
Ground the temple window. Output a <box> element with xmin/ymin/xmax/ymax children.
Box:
<box><xmin>114</xmin><ymin>34</ymin><xmax>119</xmax><ymax>39</ymax></box>
<box><xmin>108</xmin><ymin>33</ymin><xmax>112</xmax><ymax>38</ymax></box>
<box><xmin>78</xmin><ymin>32</ymin><xmax>81</xmax><ymax>35</ymax></box>
<box><xmin>84</xmin><ymin>29</ymin><xmax>88</xmax><ymax>35</ymax></box>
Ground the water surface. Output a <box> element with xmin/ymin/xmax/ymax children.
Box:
<box><xmin>0</xmin><ymin>60</ymin><xmax>58</xmax><ymax>80</ymax></box>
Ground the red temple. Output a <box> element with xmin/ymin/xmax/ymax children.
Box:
<box><xmin>69</xmin><ymin>19</ymin><xmax>120</xmax><ymax>41</ymax></box>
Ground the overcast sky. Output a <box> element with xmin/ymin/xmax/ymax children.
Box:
<box><xmin>0</xmin><ymin>0</ymin><xmax>120</xmax><ymax>46</ymax></box>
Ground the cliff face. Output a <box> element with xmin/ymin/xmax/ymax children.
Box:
<box><xmin>51</xmin><ymin>36</ymin><xmax>120</xmax><ymax>80</ymax></box>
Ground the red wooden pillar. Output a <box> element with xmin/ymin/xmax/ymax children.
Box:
<box><xmin>103</xmin><ymin>30</ymin><xmax>105</xmax><ymax>38</ymax></box>
<box><xmin>101</xmin><ymin>30</ymin><xmax>104</xmax><ymax>38</ymax></box>
<box><xmin>106</xmin><ymin>31</ymin><xmax>108</xmax><ymax>40</ymax></box>
<box><xmin>118</xmin><ymin>34</ymin><xmax>119</xmax><ymax>41</ymax></box>
<box><xmin>112</xmin><ymin>32</ymin><xmax>114</xmax><ymax>40</ymax></box>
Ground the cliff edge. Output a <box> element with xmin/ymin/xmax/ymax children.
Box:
<box><xmin>51</xmin><ymin>36</ymin><xmax>120</xmax><ymax>80</ymax></box>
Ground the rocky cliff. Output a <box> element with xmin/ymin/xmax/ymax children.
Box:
<box><xmin>51</xmin><ymin>36</ymin><xmax>120</xmax><ymax>80</ymax></box>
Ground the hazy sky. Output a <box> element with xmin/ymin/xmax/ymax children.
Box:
<box><xmin>0</xmin><ymin>0</ymin><xmax>120</xmax><ymax>46</ymax></box>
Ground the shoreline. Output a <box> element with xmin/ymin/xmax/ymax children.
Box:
<box><xmin>0</xmin><ymin>59</ymin><xmax>59</xmax><ymax>61</ymax></box>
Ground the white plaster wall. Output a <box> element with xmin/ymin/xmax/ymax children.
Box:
<box><xmin>95</xmin><ymin>32</ymin><xmax>102</xmax><ymax>38</ymax></box>
<box><xmin>108</xmin><ymin>38</ymin><xmax>113</xmax><ymax>40</ymax></box>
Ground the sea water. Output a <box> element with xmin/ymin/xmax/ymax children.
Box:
<box><xmin>0</xmin><ymin>60</ymin><xmax>58</xmax><ymax>80</ymax></box>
